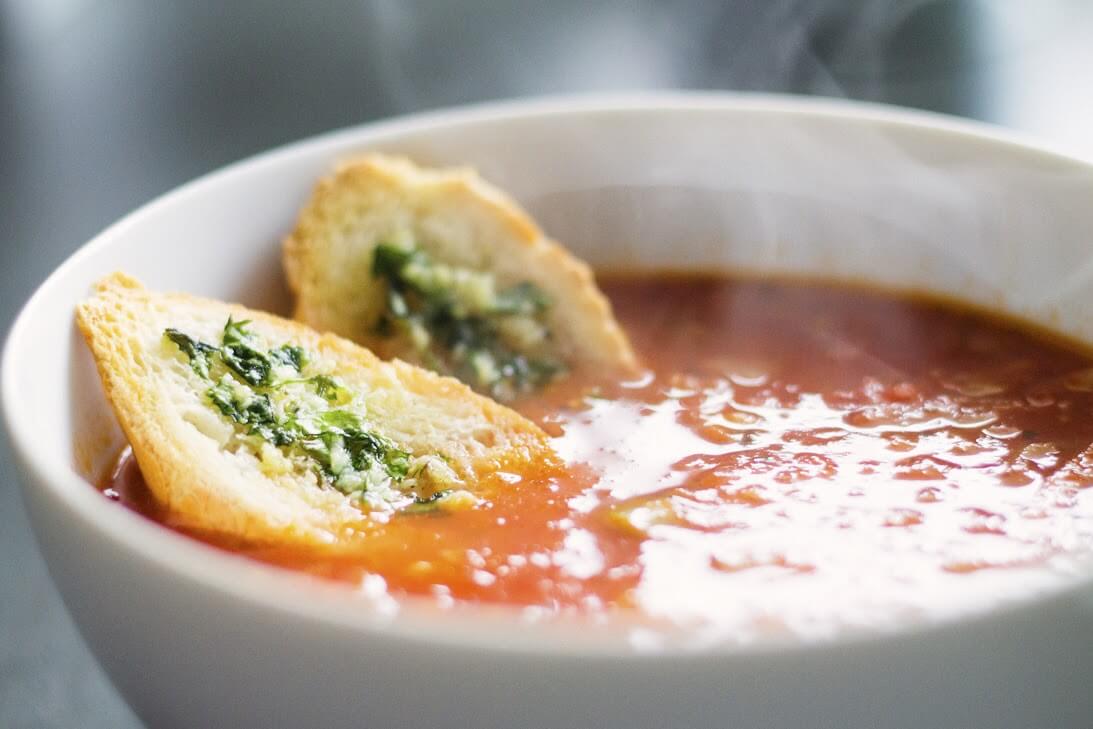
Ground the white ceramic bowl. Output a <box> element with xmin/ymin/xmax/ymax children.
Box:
<box><xmin>6</xmin><ymin>93</ymin><xmax>1093</xmax><ymax>729</ymax></box>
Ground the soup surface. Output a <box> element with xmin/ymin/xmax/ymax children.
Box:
<box><xmin>104</xmin><ymin>274</ymin><xmax>1093</xmax><ymax>643</ymax></box>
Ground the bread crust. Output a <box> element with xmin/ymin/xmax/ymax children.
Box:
<box><xmin>76</xmin><ymin>273</ymin><xmax>553</xmax><ymax>549</ymax></box>
<box><xmin>283</xmin><ymin>154</ymin><xmax>638</xmax><ymax>377</ymax></box>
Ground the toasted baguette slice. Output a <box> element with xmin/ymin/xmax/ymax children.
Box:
<box><xmin>283</xmin><ymin>154</ymin><xmax>638</xmax><ymax>395</ymax></box>
<box><xmin>76</xmin><ymin>273</ymin><xmax>554</xmax><ymax>549</ymax></box>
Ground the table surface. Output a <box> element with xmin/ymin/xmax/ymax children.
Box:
<box><xmin>2</xmin><ymin>1</ymin><xmax>1092</xmax><ymax>726</ymax></box>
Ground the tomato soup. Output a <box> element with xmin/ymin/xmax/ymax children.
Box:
<box><xmin>104</xmin><ymin>274</ymin><xmax>1093</xmax><ymax>640</ymax></box>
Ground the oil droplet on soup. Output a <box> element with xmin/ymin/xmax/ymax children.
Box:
<box><xmin>104</xmin><ymin>274</ymin><xmax>1093</xmax><ymax>643</ymax></box>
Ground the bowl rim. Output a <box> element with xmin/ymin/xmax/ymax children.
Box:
<box><xmin>6</xmin><ymin>90</ymin><xmax>1093</xmax><ymax>658</ymax></box>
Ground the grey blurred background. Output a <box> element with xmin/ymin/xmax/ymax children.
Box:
<box><xmin>1</xmin><ymin>1</ymin><xmax>1091</xmax><ymax>725</ymax></box>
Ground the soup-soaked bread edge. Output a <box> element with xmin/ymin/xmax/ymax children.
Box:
<box><xmin>282</xmin><ymin>153</ymin><xmax>638</xmax><ymax>374</ymax></box>
<box><xmin>75</xmin><ymin>273</ymin><xmax>554</xmax><ymax>549</ymax></box>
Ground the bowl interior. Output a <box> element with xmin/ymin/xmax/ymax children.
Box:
<box><xmin>7</xmin><ymin>94</ymin><xmax>1093</xmax><ymax>647</ymax></box>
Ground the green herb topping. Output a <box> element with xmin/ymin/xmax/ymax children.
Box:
<box><xmin>164</xmin><ymin>318</ymin><xmax>443</xmax><ymax>504</ymax></box>
<box><xmin>371</xmin><ymin>238</ymin><xmax>564</xmax><ymax>399</ymax></box>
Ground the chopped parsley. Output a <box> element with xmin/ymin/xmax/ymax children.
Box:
<box><xmin>310</xmin><ymin>374</ymin><xmax>347</xmax><ymax>403</ymax></box>
<box><xmin>269</xmin><ymin>343</ymin><xmax>306</xmax><ymax>370</ymax></box>
<box><xmin>371</xmin><ymin>238</ymin><xmax>564</xmax><ymax>400</ymax></box>
<box><xmin>164</xmin><ymin>329</ymin><xmax>216</xmax><ymax>379</ymax></box>
<box><xmin>164</xmin><ymin>318</ymin><xmax>424</xmax><ymax>501</ymax></box>
<box><xmin>219</xmin><ymin>317</ymin><xmax>277</xmax><ymax>386</ymax></box>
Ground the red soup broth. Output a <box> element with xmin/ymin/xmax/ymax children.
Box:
<box><xmin>103</xmin><ymin>274</ymin><xmax>1093</xmax><ymax>640</ymax></box>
